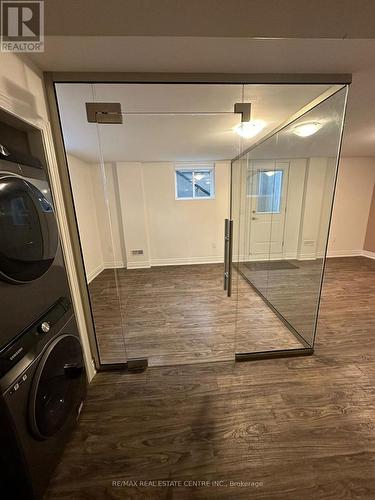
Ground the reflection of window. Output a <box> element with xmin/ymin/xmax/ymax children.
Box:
<box><xmin>257</xmin><ymin>170</ymin><xmax>283</xmax><ymax>213</ymax></box>
<box><xmin>11</xmin><ymin>196</ymin><xmax>28</xmax><ymax>225</ymax></box>
<box><xmin>175</xmin><ymin>165</ymin><xmax>214</xmax><ymax>200</ymax></box>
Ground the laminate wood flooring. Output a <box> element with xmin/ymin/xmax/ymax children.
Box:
<box><xmin>45</xmin><ymin>257</ymin><xmax>375</xmax><ymax>500</ymax></box>
<box><xmin>88</xmin><ymin>263</ymin><xmax>303</xmax><ymax>366</ymax></box>
<box><xmin>238</xmin><ymin>258</ymin><xmax>325</xmax><ymax>344</ymax></box>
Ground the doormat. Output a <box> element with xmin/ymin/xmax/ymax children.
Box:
<box><xmin>243</xmin><ymin>261</ymin><xmax>299</xmax><ymax>271</ymax></box>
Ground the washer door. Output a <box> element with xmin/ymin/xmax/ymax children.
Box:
<box><xmin>0</xmin><ymin>175</ymin><xmax>58</xmax><ymax>284</ymax></box>
<box><xmin>29</xmin><ymin>334</ymin><xmax>85</xmax><ymax>440</ymax></box>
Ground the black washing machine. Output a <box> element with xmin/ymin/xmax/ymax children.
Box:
<box><xmin>0</xmin><ymin>137</ymin><xmax>87</xmax><ymax>497</ymax></box>
<box><xmin>0</xmin><ymin>310</ymin><xmax>87</xmax><ymax>499</ymax></box>
<box><xmin>0</xmin><ymin>148</ymin><xmax>72</xmax><ymax>360</ymax></box>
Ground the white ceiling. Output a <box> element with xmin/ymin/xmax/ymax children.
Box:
<box><xmin>30</xmin><ymin>1</ymin><xmax>375</xmax><ymax>38</ymax></box>
<box><xmin>55</xmin><ymin>82</ymin><xmax>337</xmax><ymax>163</ymax></box>
<box><xmin>249</xmin><ymin>88</ymin><xmax>347</xmax><ymax>161</ymax></box>
<box><xmin>31</xmin><ymin>37</ymin><xmax>375</xmax><ymax>157</ymax></box>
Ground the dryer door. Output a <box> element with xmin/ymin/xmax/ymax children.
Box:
<box><xmin>0</xmin><ymin>175</ymin><xmax>58</xmax><ymax>284</ymax></box>
<box><xmin>29</xmin><ymin>334</ymin><xmax>85</xmax><ymax>440</ymax></box>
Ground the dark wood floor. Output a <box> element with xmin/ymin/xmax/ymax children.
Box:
<box><xmin>45</xmin><ymin>257</ymin><xmax>375</xmax><ymax>500</ymax></box>
<box><xmin>238</xmin><ymin>258</ymin><xmax>324</xmax><ymax>344</ymax></box>
<box><xmin>88</xmin><ymin>264</ymin><xmax>302</xmax><ymax>366</ymax></box>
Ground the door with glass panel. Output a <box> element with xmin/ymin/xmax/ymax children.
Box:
<box><xmin>230</xmin><ymin>86</ymin><xmax>348</xmax><ymax>358</ymax></box>
<box><xmin>247</xmin><ymin>162</ymin><xmax>289</xmax><ymax>260</ymax></box>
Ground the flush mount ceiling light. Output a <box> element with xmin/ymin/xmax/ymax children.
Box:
<box><xmin>234</xmin><ymin>120</ymin><xmax>266</xmax><ymax>139</ymax></box>
<box><xmin>292</xmin><ymin>122</ymin><xmax>322</xmax><ymax>137</ymax></box>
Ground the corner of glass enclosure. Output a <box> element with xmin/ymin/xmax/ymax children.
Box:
<box><xmin>231</xmin><ymin>85</ymin><xmax>348</xmax><ymax>358</ymax></box>
<box><xmin>54</xmin><ymin>79</ymin><xmax>348</xmax><ymax>367</ymax></box>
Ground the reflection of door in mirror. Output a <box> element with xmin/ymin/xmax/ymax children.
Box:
<box><xmin>246</xmin><ymin>161</ymin><xmax>289</xmax><ymax>261</ymax></box>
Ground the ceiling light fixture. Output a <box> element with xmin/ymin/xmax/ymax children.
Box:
<box><xmin>234</xmin><ymin>120</ymin><xmax>266</xmax><ymax>139</ymax></box>
<box><xmin>292</xmin><ymin>122</ymin><xmax>322</xmax><ymax>137</ymax></box>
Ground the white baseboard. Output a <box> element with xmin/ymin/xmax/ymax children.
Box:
<box><xmin>103</xmin><ymin>260</ymin><xmax>126</xmax><ymax>269</ymax></box>
<box><xmin>326</xmin><ymin>249</ymin><xmax>375</xmax><ymax>260</ymax></box>
<box><xmin>87</xmin><ymin>263</ymin><xmax>104</xmax><ymax>283</ymax></box>
<box><xmin>296</xmin><ymin>253</ymin><xmax>318</xmax><ymax>261</ymax></box>
<box><xmin>150</xmin><ymin>255</ymin><xmax>224</xmax><ymax>267</ymax></box>
<box><xmin>127</xmin><ymin>261</ymin><xmax>151</xmax><ymax>269</ymax></box>
<box><xmin>88</xmin><ymin>261</ymin><xmax>126</xmax><ymax>282</ymax></box>
<box><xmin>362</xmin><ymin>250</ymin><xmax>375</xmax><ymax>260</ymax></box>
<box><xmin>244</xmin><ymin>253</ymin><xmax>300</xmax><ymax>261</ymax></box>
<box><xmin>327</xmin><ymin>249</ymin><xmax>362</xmax><ymax>258</ymax></box>
<box><xmin>89</xmin><ymin>250</ymin><xmax>375</xmax><ymax>277</ymax></box>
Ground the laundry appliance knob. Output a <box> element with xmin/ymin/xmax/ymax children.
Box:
<box><xmin>38</xmin><ymin>321</ymin><xmax>51</xmax><ymax>334</ymax></box>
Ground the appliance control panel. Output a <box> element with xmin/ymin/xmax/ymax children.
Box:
<box><xmin>8</xmin><ymin>373</ymin><xmax>28</xmax><ymax>395</ymax></box>
<box><xmin>0</xmin><ymin>297</ymin><xmax>71</xmax><ymax>377</ymax></box>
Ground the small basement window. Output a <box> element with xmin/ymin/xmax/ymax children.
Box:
<box><xmin>175</xmin><ymin>165</ymin><xmax>215</xmax><ymax>200</ymax></box>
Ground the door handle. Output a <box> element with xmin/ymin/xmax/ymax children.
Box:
<box><xmin>223</xmin><ymin>219</ymin><xmax>233</xmax><ymax>296</ymax></box>
<box><xmin>224</xmin><ymin>219</ymin><xmax>229</xmax><ymax>291</ymax></box>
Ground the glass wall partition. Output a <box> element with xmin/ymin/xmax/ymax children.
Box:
<box><xmin>54</xmin><ymin>80</ymin><xmax>347</xmax><ymax>368</ymax></box>
<box><xmin>55</xmin><ymin>83</ymin><xmax>129</xmax><ymax>366</ymax></box>
<box><xmin>92</xmin><ymin>84</ymin><xmax>248</xmax><ymax>367</ymax></box>
<box><xmin>55</xmin><ymin>82</ymin><xmax>248</xmax><ymax>367</ymax></box>
<box><xmin>232</xmin><ymin>86</ymin><xmax>348</xmax><ymax>357</ymax></box>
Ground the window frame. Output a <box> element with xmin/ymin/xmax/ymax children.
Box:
<box><xmin>174</xmin><ymin>163</ymin><xmax>215</xmax><ymax>200</ymax></box>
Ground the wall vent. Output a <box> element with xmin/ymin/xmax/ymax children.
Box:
<box><xmin>131</xmin><ymin>249</ymin><xmax>144</xmax><ymax>255</ymax></box>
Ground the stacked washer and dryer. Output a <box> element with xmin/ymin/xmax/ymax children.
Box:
<box><xmin>0</xmin><ymin>123</ymin><xmax>87</xmax><ymax>499</ymax></box>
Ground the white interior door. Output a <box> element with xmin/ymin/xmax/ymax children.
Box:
<box><xmin>247</xmin><ymin>161</ymin><xmax>289</xmax><ymax>260</ymax></box>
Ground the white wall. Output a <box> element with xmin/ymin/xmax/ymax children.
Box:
<box><xmin>75</xmin><ymin>156</ymin><xmax>375</xmax><ymax>270</ymax></box>
<box><xmin>238</xmin><ymin>157</ymin><xmax>334</xmax><ymax>261</ymax></box>
<box><xmin>116</xmin><ymin>161</ymin><xmax>230</xmax><ymax>268</ymax></box>
<box><xmin>298</xmin><ymin>157</ymin><xmax>335</xmax><ymax>260</ymax></box>
<box><xmin>67</xmin><ymin>155</ymin><xmax>103</xmax><ymax>281</ymax></box>
<box><xmin>146</xmin><ymin>161</ymin><xmax>230</xmax><ymax>266</ymax></box>
<box><xmin>283</xmin><ymin>159</ymin><xmax>307</xmax><ymax>259</ymax></box>
<box><xmin>238</xmin><ymin>156</ymin><xmax>375</xmax><ymax>261</ymax></box>
<box><xmin>67</xmin><ymin>157</ymin><xmax>127</xmax><ymax>278</ymax></box>
<box><xmin>364</xmin><ymin>185</ymin><xmax>375</xmax><ymax>255</ymax></box>
<box><xmin>91</xmin><ymin>163</ymin><xmax>126</xmax><ymax>269</ymax></box>
<box><xmin>328</xmin><ymin>157</ymin><xmax>375</xmax><ymax>256</ymax></box>
<box><xmin>116</xmin><ymin>162</ymin><xmax>150</xmax><ymax>268</ymax></box>
<box><xmin>278</xmin><ymin>156</ymin><xmax>375</xmax><ymax>260</ymax></box>
<box><xmin>68</xmin><ymin>153</ymin><xmax>375</xmax><ymax>275</ymax></box>
<box><xmin>0</xmin><ymin>54</ymin><xmax>49</xmax><ymax>123</ymax></box>
<box><xmin>0</xmin><ymin>53</ymin><xmax>95</xmax><ymax>380</ymax></box>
